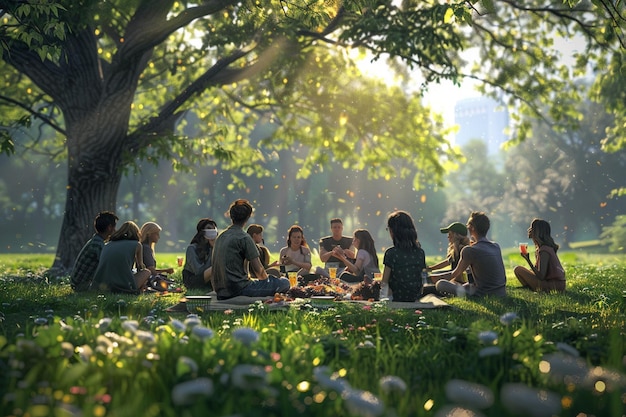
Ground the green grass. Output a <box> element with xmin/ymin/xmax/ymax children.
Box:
<box><xmin>0</xmin><ymin>253</ymin><xmax>625</xmax><ymax>417</ymax></box>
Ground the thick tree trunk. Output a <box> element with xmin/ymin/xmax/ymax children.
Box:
<box><xmin>51</xmin><ymin>163</ymin><xmax>122</xmax><ymax>273</ymax></box>
<box><xmin>49</xmin><ymin>88</ymin><xmax>134</xmax><ymax>274</ymax></box>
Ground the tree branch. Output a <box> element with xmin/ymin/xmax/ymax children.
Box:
<box><xmin>0</xmin><ymin>93</ymin><xmax>66</xmax><ymax>136</ymax></box>
<box><xmin>498</xmin><ymin>0</ymin><xmax>622</xmax><ymax>48</ymax></box>
<box><xmin>119</xmin><ymin>0</ymin><xmax>238</xmax><ymax>60</ymax></box>
<box><xmin>0</xmin><ymin>42</ymin><xmax>65</xmax><ymax>98</ymax></box>
<box><xmin>127</xmin><ymin>47</ymin><xmax>252</xmax><ymax>149</ymax></box>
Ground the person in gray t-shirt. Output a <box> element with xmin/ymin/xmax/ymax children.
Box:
<box><xmin>433</xmin><ymin>211</ymin><xmax>506</xmax><ymax>297</ymax></box>
<box><xmin>211</xmin><ymin>199</ymin><xmax>290</xmax><ymax>300</ymax></box>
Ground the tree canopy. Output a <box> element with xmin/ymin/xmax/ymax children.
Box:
<box><xmin>0</xmin><ymin>0</ymin><xmax>624</xmax><ymax>271</ymax></box>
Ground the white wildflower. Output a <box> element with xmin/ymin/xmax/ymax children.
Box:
<box><xmin>170</xmin><ymin>318</ymin><xmax>186</xmax><ymax>333</ymax></box>
<box><xmin>499</xmin><ymin>312</ymin><xmax>518</xmax><ymax>326</ymax></box>
<box><xmin>434</xmin><ymin>405</ymin><xmax>486</xmax><ymax>417</ymax></box>
<box><xmin>477</xmin><ymin>331</ymin><xmax>498</xmax><ymax>345</ymax></box>
<box><xmin>184</xmin><ymin>315</ymin><xmax>202</xmax><ymax>328</ymax></box>
<box><xmin>192</xmin><ymin>326</ymin><xmax>214</xmax><ymax>341</ymax></box>
<box><xmin>232</xmin><ymin>327</ymin><xmax>259</xmax><ymax>346</ymax></box>
<box><xmin>121</xmin><ymin>320</ymin><xmax>139</xmax><ymax>333</ymax></box>
<box><xmin>60</xmin><ymin>342</ymin><xmax>74</xmax><ymax>358</ymax></box>
<box><xmin>230</xmin><ymin>364</ymin><xmax>268</xmax><ymax>390</ymax></box>
<box><xmin>171</xmin><ymin>378</ymin><xmax>214</xmax><ymax>406</ymax></box>
<box><xmin>313</xmin><ymin>366</ymin><xmax>351</xmax><ymax>393</ymax></box>
<box><xmin>342</xmin><ymin>388</ymin><xmax>384</xmax><ymax>417</ymax></box>
<box><xmin>34</xmin><ymin>317</ymin><xmax>48</xmax><ymax>326</ymax></box>
<box><xmin>177</xmin><ymin>356</ymin><xmax>198</xmax><ymax>376</ymax></box>
<box><xmin>379</xmin><ymin>375</ymin><xmax>407</xmax><ymax>393</ymax></box>
<box><xmin>445</xmin><ymin>379</ymin><xmax>494</xmax><ymax>409</ymax></box>
<box><xmin>59</xmin><ymin>320</ymin><xmax>73</xmax><ymax>332</ymax></box>
<box><xmin>541</xmin><ymin>352</ymin><xmax>589</xmax><ymax>385</ymax></box>
<box><xmin>478</xmin><ymin>346</ymin><xmax>502</xmax><ymax>358</ymax></box>
<box><xmin>135</xmin><ymin>330</ymin><xmax>156</xmax><ymax>344</ymax></box>
<box><xmin>501</xmin><ymin>383</ymin><xmax>561</xmax><ymax>417</ymax></box>
<box><xmin>97</xmin><ymin>318</ymin><xmax>112</xmax><ymax>332</ymax></box>
<box><xmin>103</xmin><ymin>331</ymin><xmax>134</xmax><ymax>347</ymax></box>
<box><xmin>76</xmin><ymin>344</ymin><xmax>93</xmax><ymax>362</ymax></box>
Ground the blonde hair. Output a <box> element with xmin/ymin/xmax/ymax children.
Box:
<box><xmin>447</xmin><ymin>232</ymin><xmax>471</xmax><ymax>264</ymax></box>
<box><xmin>140</xmin><ymin>222</ymin><xmax>162</xmax><ymax>250</ymax></box>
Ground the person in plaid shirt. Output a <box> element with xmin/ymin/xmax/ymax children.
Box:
<box><xmin>70</xmin><ymin>211</ymin><xmax>118</xmax><ymax>291</ymax></box>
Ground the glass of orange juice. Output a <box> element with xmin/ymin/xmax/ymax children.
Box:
<box><xmin>519</xmin><ymin>243</ymin><xmax>528</xmax><ymax>255</ymax></box>
<box><xmin>288</xmin><ymin>272</ymin><xmax>297</xmax><ymax>287</ymax></box>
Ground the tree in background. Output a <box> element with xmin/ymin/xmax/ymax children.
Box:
<box><xmin>0</xmin><ymin>1</ymin><xmax>623</xmax><ymax>271</ymax></box>
<box><xmin>501</xmin><ymin>98</ymin><xmax>626</xmax><ymax>245</ymax></box>
<box><xmin>600</xmin><ymin>215</ymin><xmax>626</xmax><ymax>253</ymax></box>
<box><xmin>442</xmin><ymin>139</ymin><xmax>506</xmax><ymax>224</ymax></box>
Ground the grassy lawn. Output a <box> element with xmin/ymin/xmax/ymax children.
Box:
<box><xmin>0</xmin><ymin>252</ymin><xmax>624</xmax><ymax>416</ymax></box>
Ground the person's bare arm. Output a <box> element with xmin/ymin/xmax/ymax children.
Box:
<box><xmin>428</xmin><ymin>257</ymin><xmax>451</xmax><ymax>271</ymax></box>
<box><xmin>203</xmin><ymin>266</ymin><xmax>212</xmax><ymax>282</ymax></box>
<box><xmin>319</xmin><ymin>245</ymin><xmax>333</xmax><ymax>263</ymax></box>
<box><xmin>344</xmin><ymin>247</ymin><xmax>356</xmax><ymax>260</ymax></box>
<box><xmin>135</xmin><ymin>242</ymin><xmax>146</xmax><ymax>270</ymax></box>
<box><xmin>381</xmin><ymin>265</ymin><xmax>390</xmax><ymax>284</ymax></box>
<box><xmin>251</xmin><ymin>257</ymin><xmax>268</xmax><ymax>280</ymax></box>
<box><xmin>337</xmin><ymin>251</ymin><xmax>362</xmax><ymax>274</ymax></box>
<box><xmin>430</xmin><ymin>257</ymin><xmax>469</xmax><ymax>283</ymax></box>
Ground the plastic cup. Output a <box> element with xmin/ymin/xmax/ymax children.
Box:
<box><xmin>177</xmin><ymin>256</ymin><xmax>184</xmax><ymax>267</ymax></box>
<box><xmin>288</xmin><ymin>272</ymin><xmax>297</xmax><ymax>287</ymax></box>
<box><xmin>328</xmin><ymin>267</ymin><xmax>337</xmax><ymax>279</ymax></box>
<box><xmin>519</xmin><ymin>243</ymin><xmax>528</xmax><ymax>255</ymax></box>
<box><xmin>373</xmin><ymin>272</ymin><xmax>382</xmax><ymax>281</ymax></box>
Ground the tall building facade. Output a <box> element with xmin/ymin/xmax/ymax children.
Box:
<box><xmin>454</xmin><ymin>97</ymin><xmax>509</xmax><ymax>155</ymax></box>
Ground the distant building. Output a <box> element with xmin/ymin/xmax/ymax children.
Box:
<box><xmin>454</xmin><ymin>97</ymin><xmax>509</xmax><ymax>155</ymax></box>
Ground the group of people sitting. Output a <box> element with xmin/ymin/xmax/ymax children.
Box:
<box><xmin>70</xmin><ymin>199</ymin><xmax>566</xmax><ymax>302</ymax></box>
<box><xmin>70</xmin><ymin>213</ymin><xmax>174</xmax><ymax>294</ymax></box>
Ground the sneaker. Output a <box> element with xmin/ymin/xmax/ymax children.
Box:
<box><xmin>165</xmin><ymin>301</ymin><xmax>188</xmax><ymax>313</ymax></box>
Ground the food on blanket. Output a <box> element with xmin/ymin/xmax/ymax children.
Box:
<box><xmin>351</xmin><ymin>281</ymin><xmax>381</xmax><ymax>301</ymax></box>
<box><xmin>264</xmin><ymin>293</ymin><xmax>292</xmax><ymax>304</ymax></box>
<box><xmin>286</xmin><ymin>276</ymin><xmax>351</xmax><ymax>299</ymax></box>
<box><xmin>287</xmin><ymin>286</ymin><xmax>309</xmax><ymax>299</ymax></box>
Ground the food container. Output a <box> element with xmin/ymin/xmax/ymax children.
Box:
<box><xmin>185</xmin><ymin>295</ymin><xmax>212</xmax><ymax>313</ymax></box>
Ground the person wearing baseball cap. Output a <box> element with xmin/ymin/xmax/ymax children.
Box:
<box><xmin>433</xmin><ymin>211</ymin><xmax>507</xmax><ymax>298</ymax></box>
<box><xmin>423</xmin><ymin>222</ymin><xmax>472</xmax><ymax>296</ymax></box>
<box><xmin>439</xmin><ymin>222</ymin><xmax>468</xmax><ymax>236</ymax></box>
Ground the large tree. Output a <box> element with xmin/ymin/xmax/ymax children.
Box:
<box><xmin>0</xmin><ymin>0</ymin><xmax>623</xmax><ymax>272</ymax></box>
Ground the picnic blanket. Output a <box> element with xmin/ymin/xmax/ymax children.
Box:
<box><xmin>187</xmin><ymin>292</ymin><xmax>449</xmax><ymax>311</ymax></box>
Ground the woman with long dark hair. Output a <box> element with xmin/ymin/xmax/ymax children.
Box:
<box><xmin>381</xmin><ymin>211</ymin><xmax>426</xmax><ymax>301</ymax></box>
<box><xmin>514</xmin><ymin>218</ymin><xmax>566</xmax><ymax>292</ymax></box>
<box><xmin>335</xmin><ymin>229</ymin><xmax>380</xmax><ymax>283</ymax></box>
<box><xmin>182</xmin><ymin>218</ymin><xmax>218</xmax><ymax>290</ymax></box>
